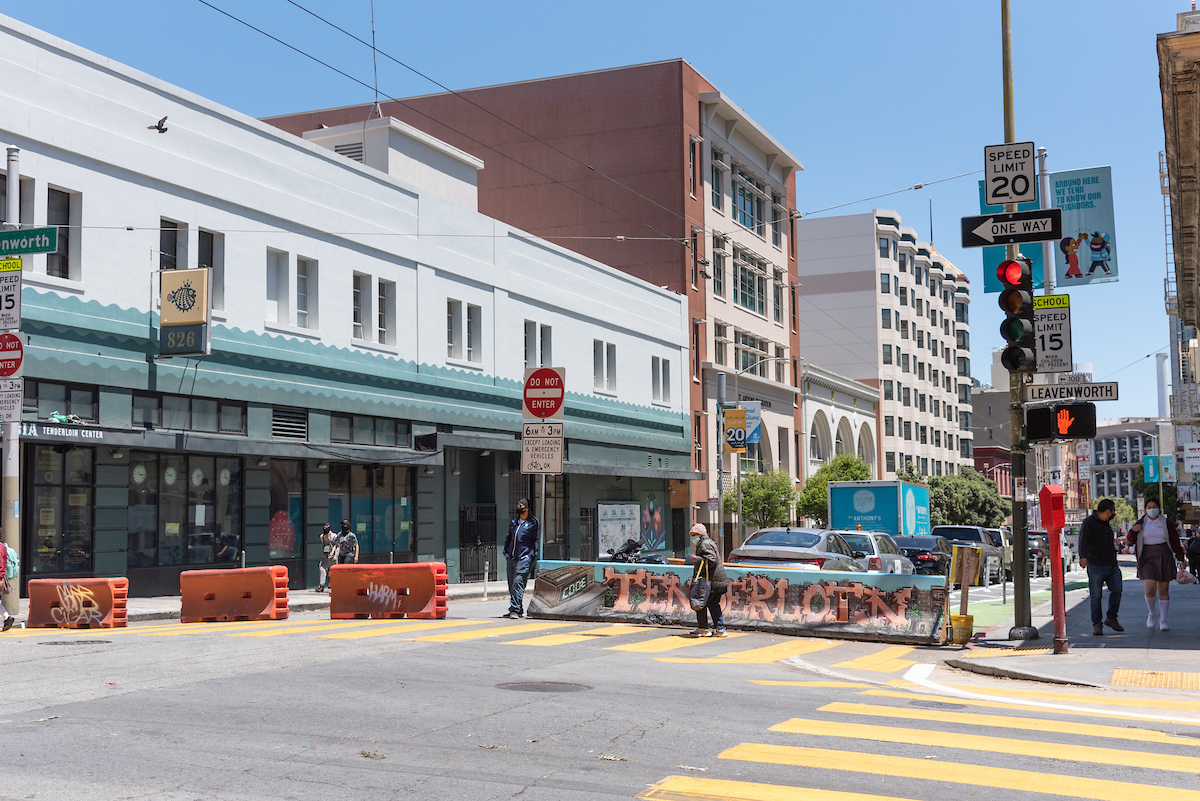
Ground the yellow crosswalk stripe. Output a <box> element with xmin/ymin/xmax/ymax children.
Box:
<box><xmin>751</xmin><ymin>681</ymin><xmax>875</xmax><ymax>689</ymax></box>
<box><xmin>226</xmin><ymin>620</ymin><xmax>394</xmax><ymax>637</ymax></box>
<box><xmin>136</xmin><ymin>619</ymin><xmax>322</xmax><ymax>636</ymax></box>
<box><xmin>767</xmin><ymin>717</ymin><xmax>1200</xmax><ymax>773</ymax></box>
<box><xmin>949</xmin><ymin>684</ymin><xmax>1200</xmax><ymax>712</ymax></box>
<box><xmin>657</xmin><ymin>639</ymin><xmax>835</xmax><ymax>664</ymax></box>
<box><xmin>504</xmin><ymin>633</ymin><xmax>600</xmax><ymax>646</ymax></box>
<box><xmin>572</xmin><ymin>624</ymin><xmax>647</xmax><ymax>636</ymax></box>
<box><xmin>832</xmin><ymin>646</ymin><xmax>916</xmax><ymax>673</ymax></box>
<box><xmin>606</xmin><ymin>632</ymin><xmax>747</xmax><ymax>653</ymax></box>
<box><xmin>639</xmin><ymin>775</ymin><xmax>921</xmax><ymax>801</ymax></box>
<box><xmin>720</xmin><ymin>743</ymin><xmax>1200</xmax><ymax>801</ymax></box>
<box><xmin>818</xmin><ymin>702</ymin><xmax>1200</xmax><ymax>748</ymax></box>
<box><xmin>412</xmin><ymin>621</ymin><xmax>573</xmax><ymax>642</ymax></box>
<box><xmin>858</xmin><ymin>689</ymin><xmax>1200</xmax><ymax>726</ymax></box>
<box><xmin>313</xmin><ymin>619</ymin><xmax>481</xmax><ymax>640</ymax></box>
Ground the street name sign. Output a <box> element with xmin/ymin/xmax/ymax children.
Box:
<box><xmin>0</xmin><ymin>257</ymin><xmax>21</xmax><ymax>329</ymax></box>
<box><xmin>0</xmin><ymin>227</ymin><xmax>57</xmax><ymax>256</ymax></box>
<box><xmin>1033</xmin><ymin>294</ymin><xmax>1072</xmax><ymax>374</ymax></box>
<box><xmin>0</xmin><ymin>332</ymin><xmax>23</xmax><ymax>378</ymax></box>
<box><xmin>521</xmin><ymin>421</ymin><xmax>563</xmax><ymax>475</ymax></box>
<box><xmin>984</xmin><ymin>142</ymin><xmax>1038</xmax><ymax>205</ymax></box>
<box><xmin>1025</xmin><ymin>381</ymin><xmax>1118</xmax><ymax>402</ymax></box>
<box><xmin>0</xmin><ymin>377</ymin><xmax>21</xmax><ymax>423</ymax></box>
<box><xmin>523</xmin><ymin>366</ymin><xmax>566</xmax><ymax>420</ymax></box>
<box><xmin>961</xmin><ymin>208</ymin><xmax>1062</xmax><ymax>248</ymax></box>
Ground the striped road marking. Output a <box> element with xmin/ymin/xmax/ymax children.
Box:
<box><xmin>949</xmin><ymin>684</ymin><xmax>1200</xmax><ymax>712</ymax></box>
<box><xmin>312</xmin><ymin>620</ymin><xmax>482</xmax><ymax>640</ymax></box>
<box><xmin>750</xmin><ymin>681</ymin><xmax>875</xmax><ymax>689</ymax></box>
<box><xmin>639</xmin><ymin>776</ymin><xmax>921</xmax><ymax>801</ymax></box>
<box><xmin>858</xmin><ymin>689</ymin><xmax>1200</xmax><ymax>726</ymax></box>
<box><xmin>411</xmin><ymin>621</ymin><xmax>573</xmax><ymax>642</ymax></box>
<box><xmin>226</xmin><ymin>620</ymin><xmax>394</xmax><ymax>637</ymax></box>
<box><xmin>832</xmin><ymin>645</ymin><xmax>916</xmax><ymax>673</ymax></box>
<box><xmin>605</xmin><ymin>632</ymin><xmax>748</xmax><ymax>654</ymax></box>
<box><xmin>657</xmin><ymin>640</ymin><xmax>836</xmax><ymax>664</ymax></box>
<box><xmin>719</xmin><ymin>743</ymin><xmax>1200</xmax><ymax>801</ymax></box>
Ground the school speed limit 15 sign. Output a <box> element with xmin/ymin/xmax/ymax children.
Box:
<box><xmin>1033</xmin><ymin>294</ymin><xmax>1072</xmax><ymax>374</ymax></box>
<box><xmin>724</xmin><ymin>408</ymin><xmax>747</xmax><ymax>454</ymax></box>
<box><xmin>984</xmin><ymin>141</ymin><xmax>1037</xmax><ymax>205</ymax></box>
<box><xmin>0</xmin><ymin>257</ymin><xmax>21</xmax><ymax>330</ymax></box>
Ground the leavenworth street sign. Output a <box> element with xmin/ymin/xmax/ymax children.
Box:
<box><xmin>1025</xmin><ymin>381</ymin><xmax>1119</xmax><ymax>402</ymax></box>
<box><xmin>0</xmin><ymin>226</ymin><xmax>57</xmax><ymax>256</ymax></box>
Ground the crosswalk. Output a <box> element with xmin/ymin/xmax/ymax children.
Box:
<box><xmin>638</xmin><ymin>681</ymin><xmax>1200</xmax><ymax>801</ymax></box>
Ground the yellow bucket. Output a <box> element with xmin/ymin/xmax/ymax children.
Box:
<box><xmin>950</xmin><ymin>614</ymin><xmax>974</xmax><ymax>645</ymax></box>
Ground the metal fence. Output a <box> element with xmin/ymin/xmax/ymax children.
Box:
<box><xmin>459</xmin><ymin>503</ymin><xmax>498</xmax><ymax>583</ymax></box>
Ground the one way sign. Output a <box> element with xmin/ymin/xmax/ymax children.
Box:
<box><xmin>960</xmin><ymin>208</ymin><xmax>1062</xmax><ymax>248</ymax></box>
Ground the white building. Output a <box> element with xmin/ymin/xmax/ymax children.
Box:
<box><xmin>0</xmin><ymin>14</ymin><xmax>693</xmax><ymax>594</ymax></box>
<box><xmin>800</xmin><ymin>364</ymin><xmax>878</xmax><ymax>481</ymax></box>
<box><xmin>794</xmin><ymin>210</ymin><xmax>974</xmax><ymax>479</ymax></box>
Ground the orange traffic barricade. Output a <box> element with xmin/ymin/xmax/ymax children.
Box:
<box><xmin>26</xmin><ymin>577</ymin><xmax>129</xmax><ymax>629</ymax></box>
<box><xmin>329</xmin><ymin>562</ymin><xmax>448</xmax><ymax>620</ymax></box>
<box><xmin>180</xmin><ymin>565</ymin><xmax>290</xmax><ymax>623</ymax></box>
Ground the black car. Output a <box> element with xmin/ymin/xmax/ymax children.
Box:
<box><xmin>893</xmin><ymin>535</ymin><xmax>953</xmax><ymax>576</ymax></box>
<box><xmin>929</xmin><ymin>525</ymin><xmax>1004</xmax><ymax>584</ymax></box>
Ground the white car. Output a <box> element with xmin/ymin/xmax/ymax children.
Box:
<box><xmin>834</xmin><ymin>530</ymin><xmax>915</xmax><ymax>574</ymax></box>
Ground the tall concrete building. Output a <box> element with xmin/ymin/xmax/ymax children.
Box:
<box><xmin>266</xmin><ymin>60</ymin><xmax>804</xmax><ymax>544</ymax></box>
<box><xmin>794</xmin><ymin>210</ymin><xmax>973</xmax><ymax>479</ymax></box>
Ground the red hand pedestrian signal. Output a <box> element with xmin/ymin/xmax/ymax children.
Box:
<box><xmin>1056</xmin><ymin>408</ymin><xmax>1074</xmax><ymax>436</ymax></box>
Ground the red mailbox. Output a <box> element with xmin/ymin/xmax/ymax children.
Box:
<box><xmin>1039</xmin><ymin>484</ymin><xmax>1065</xmax><ymax>531</ymax></box>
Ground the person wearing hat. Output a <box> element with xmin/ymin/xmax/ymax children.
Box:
<box><xmin>502</xmin><ymin>498</ymin><xmax>540</xmax><ymax>619</ymax></box>
<box><xmin>316</xmin><ymin>523</ymin><xmax>336</xmax><ymax>592</ymax></box>
<box><xmin>687</xmin><ymin>523</ymin><xmax>729</xmax><ymax>637</ymax></box>
<box><xmin>333</xmin><ymin>519</ymin><xmax>359</xmax><ymax>567</ymax></box>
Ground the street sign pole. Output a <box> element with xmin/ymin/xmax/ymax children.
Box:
<box><xmin>521</xmin><ymin>368</ymin><xmax>567</xmax><ymax>557</ymax></box>
<box><xmin>1</xmin><ymin>147</ymin><xmax>20</xmax><ymax>618</ymax></box>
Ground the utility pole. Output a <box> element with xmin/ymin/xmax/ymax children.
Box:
<box><xmin>716</xmin><ymin>372</ymin><xmax>725</xmax><ymax>556</ymax></box>
<box><xmin>2</xmin><ymin>147</ymin><xmax>20</xmax><ymax>618</ymax></box>
<box><xmin>1003</xmin><ymin>0</ymin><xmax>1037</xmax><ymax>640</ymax></box>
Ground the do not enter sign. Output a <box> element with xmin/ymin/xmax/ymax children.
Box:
<box><xmin>523</xmin><ymin>366</ymin><xmax>565</xmax><ymax>420</ymax></box>
<box><xmin>0</xmin><ymin>332</ymin><xmax>23</xmax><ymax>378</ymax></box>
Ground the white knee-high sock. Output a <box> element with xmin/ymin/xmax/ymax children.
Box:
<box><xmin>1159</xmin><ymin>599</ymin><xmax>1170</xmax><ymax>625</ymax></box>
<box><xmin>1145</xmin><ymin>595</ymin><xmax>1158</xmax><ymax>615</ymax></box>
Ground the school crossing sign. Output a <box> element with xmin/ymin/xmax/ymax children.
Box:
<box><xmin>1033</xmin><ymin>294</ymin><xmax>1072</xmax><ymax>374</ymax></box>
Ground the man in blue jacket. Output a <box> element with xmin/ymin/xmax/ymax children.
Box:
<box><xmin>503</xmin><ymin>498</ymin><xmax>540</xmax><ymax>619</ymax></box>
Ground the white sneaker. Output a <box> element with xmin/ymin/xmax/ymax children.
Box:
<box><xmin>1147</xmin><ymin>613</ymin><xmax>1159</xmax><ymax>629</ymax></box>
<box><xmin>1160</xmin><ymin>620</ymin><xmax>1170</xmax><ymax>632</ymax></box>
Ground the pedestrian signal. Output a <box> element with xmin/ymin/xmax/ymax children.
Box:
<box><xmin>1026</xmin><ymin>402</ymin><xmax>1096</xmax><ymax>442</ymax></box>
<box><xmin>997</xmin><ymin>258</ymin><xmax>1036</xmax><ymax>372</ymax></box>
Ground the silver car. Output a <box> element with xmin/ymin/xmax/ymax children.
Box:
<box><xmin>836</xmin><ymin>530</ymin><xmax>915</xmax><ymax>574</ymax></box>
<box><xmin>727</xmin><ymin>527</ymin><xmax>859</xmax><ymax>571</ymax></box>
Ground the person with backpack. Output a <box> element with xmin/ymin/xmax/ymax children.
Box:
<box><xmin>0</xmin><ymin>540</ymin><xmax>17</xmax><ymax>631</ymax></box>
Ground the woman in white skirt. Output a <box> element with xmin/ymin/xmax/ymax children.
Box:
<box><xmin>1127</xmin><ymin>498</ymin><xmax>1188</xmax><ymax>631</ymax></box>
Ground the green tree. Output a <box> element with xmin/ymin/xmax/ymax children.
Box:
<box><xmin>895</xmin><ymin>463</ymin><xmax>926</xmax><ymax>485</ymax></box>
<box><xmin>795</xmin><ymin>454</ymin><xmax>872</xmax><ymax>526</ymax></box>
<box><xmin>1091</xmin><ymin>495</ymin><xmax>1138</xmax><ymax>528</ymax></box>
<box><xmin>721</xmin><ymin>469</ymin><xmax>797</xmax><ymax>529</ymax></box>
<box><xmin>1131</xmin><ymin>466</ymin><xmax>1180</xmax><ymax>523</ymax></box>
<box><xmin>927</xmin><ymin>468</ymin><xmax>1010</xmax><ymax>527</ymax></box>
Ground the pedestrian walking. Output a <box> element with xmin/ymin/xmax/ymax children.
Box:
<box><xmin>334</xmin><ymin>519</ymin><xmax>359</xmax><ymax>566</ymax></box>
<box><xmin>317</xmin><ymin>524</ymin><xmax>336</xmax><ymax>591</ymax></box>
<box><xmin>1078</xmin><ymin>498</ymin><xmax>1123</xmax><ymax>636</ymax></box>
<box><xmin>687</xmin><ymin>523</ymin><xmax>729</xmax><ymax>638</ymax></box>
<box><xmin>1128</xmin><ymin>498</ymin><xmax>1188</xmax><ymax>631</ymax></box>
<box><xmin>0</xmin><ymin>540</ymin><xmax>15</xmax><ymax>631</ymax></box>
<box><xmin>502</xmin><ymin>498</ymin><xmax>539</xmax><ymax>619</ymax></box>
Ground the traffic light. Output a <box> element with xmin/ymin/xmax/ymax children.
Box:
<box><xmin>997</xmin><ymin>258</ymin><xmax>1036</xmax><ymax>372</ymax></box>
<box><xmin>1027</xmin><ymin>403</ymin><xmax>1097</xmax><ymax>442</ymax></box>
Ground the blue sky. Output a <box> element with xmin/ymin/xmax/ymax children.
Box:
<box><xmin>0</xmin><ymin>0</ymin><xmax>1183</xmax><ymax>420</ymax></box>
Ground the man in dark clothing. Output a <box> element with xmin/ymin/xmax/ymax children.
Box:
<box><xmin>503</xmin><ymin>498</ymin><xmax>539</xmax><ymax>619</ymax></box>
<box><xmin>334</xmin><ymin>519</ymin><xmax>359</xmax><ymax>565</ymax></box>
<box><xmin>1078</xmin><ymin>498</ymin><xmax>1123</xmax><ymax>636</ymax></box>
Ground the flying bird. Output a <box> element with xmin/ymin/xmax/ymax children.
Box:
<box><xmin>147</xmin><ymin>116</ymin><xmax>168</xmax><ymax>133</ymax></box>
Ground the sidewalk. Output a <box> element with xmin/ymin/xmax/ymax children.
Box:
<box><xmin>948</xmin><ymin>556</ymin><xmax>1200</xmax><ymax>688</ymax></box>
<box><xmin>4</xmin><ymin>579</ymin><xmax>510</xmax><ymax>624</ymax></box>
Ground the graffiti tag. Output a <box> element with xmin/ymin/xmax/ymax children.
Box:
<box><xmin>51</xmin><ymin>582</ymin><xmax>105</xmax><ymax>626</ymax></box>
<box><xmin>365</xmin><ymin>582</ymin><xmax>401</xmax><ymax>612</ymax></box>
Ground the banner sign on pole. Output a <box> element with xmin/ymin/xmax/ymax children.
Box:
<box><xmin>724</xmin><ymin>409</ymin><xmax>747</xmax><ymax>454</ymax></box>
<box><xmin>741</xmin><ymin>401</ymin><xmax>762</xmax><ymax>445</ymax></box>
<box><xmin>1051</xmin><ymin>166</ymin><xmax>1118</xmax><ymax>287</ymax></box>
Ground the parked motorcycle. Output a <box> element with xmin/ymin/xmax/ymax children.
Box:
<box><xmin>607</xmin><ymin>538</ymin><xmax>669</xmax><ymax>564</ymax></box>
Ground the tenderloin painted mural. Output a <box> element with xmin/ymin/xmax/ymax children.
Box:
<box><xmin>527</xmin><ymin>561</ymin><xmax>947</xmax><ymax>644</ymax></box>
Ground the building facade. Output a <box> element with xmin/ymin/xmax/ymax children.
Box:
<box><xmin>794</xmin><ymin>210</ymin><xmax>973</xmax><ymax>480</ymax></box>
<box><xmin>265</xmin><ymin>60</ymin><xmax>805</xmax><ymax>544</ymax></box>
<box><xmin>799</xmin><ymin>365</ymin><xmax>878</xmax><ymax>483</ymax></box>
<box><xmin>1089</xmin><ymin>419</ymin><xmax>1168</xmax><ymax>505</ymax></box>
<box><xmin>0</xmin><ymin>16</ymin><xmax>694</xmax><ymax>596</ymax></box>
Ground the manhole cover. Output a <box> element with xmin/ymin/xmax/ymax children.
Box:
<box><xmin>908</xmin><ymin>699</ymin><xmax>965</xmax><ymax>710</ymax></box>
<box><xmin>38</xmin><ymin>640</ymin><xmax>112</xmax><ymax>646</ymax></box>
<box><xmin>497</xmin><ymin>682</ymin><xmax>592</xmax><ymax>693</ymax></box>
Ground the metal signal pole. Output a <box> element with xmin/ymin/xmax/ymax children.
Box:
<box><xmin>2</xmin><ymin>147</ymin><xmax>20</xmax><ymax>618</ymax></box>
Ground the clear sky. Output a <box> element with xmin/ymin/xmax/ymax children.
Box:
<box><xmin>0</xmin><ymin>0</ymin><xmax>1184</xmax><ymax>420</ymax></box>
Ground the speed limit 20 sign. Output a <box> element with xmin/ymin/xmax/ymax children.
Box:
<box><xmin>724</xmin><ymin>408</ymin><xmax>747</xmax><ymax>454</ymax></box>
<box><xmin>1033</xmin><ymin>294</ymin><xmax>1072</xmax><ymax>374</ymax></box>
<box><xmin>984</xmin><ymin>142</ymin><xmax>1037</xmax><ymax>206</ymax></box>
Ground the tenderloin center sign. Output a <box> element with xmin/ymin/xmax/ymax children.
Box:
<box><xmin>523</xmin><ymin>367</ymin><xmax>566</xmax><ymax>421</ymax></box>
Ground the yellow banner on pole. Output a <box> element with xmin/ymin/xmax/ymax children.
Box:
<box><xmin>724</xmin><ymin>408</ymin><xmax>746</xmax><ymax>454</ymax></box>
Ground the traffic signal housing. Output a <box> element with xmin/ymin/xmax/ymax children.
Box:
<box><xmin>997</xmin><ymin>258</ymin><xmax>1036</xmax><ymax>372</ymax></box>
<box><xmin>1027</xmin><ymin>402</ymin><xmax>1097</xmax><ymax>442</ymax></box>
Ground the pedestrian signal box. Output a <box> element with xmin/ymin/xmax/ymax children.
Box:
<box><xmin>1027</xmin><ymin>402</ymin><xmax>1096</xmax><ymax>442</ymax></box>
<box><xmin>997</xmin><ymin>258</ymin><xmax>1036</xmax><ymax>372</ymax></box>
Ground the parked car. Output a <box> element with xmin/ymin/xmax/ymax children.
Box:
<box><xmin>1027</xmin><ymin>533</ymin><xmax>1051</xmax><ymax>577</ymax></box>
<box><xmin>929</xmin><ymin>525</ymin><xmax>1003</xmax><ymax>584</ymax></box>
<box><xmin>837</xmin><ymin>531</ymin><xmax>915</xmax><ymax>574</ymax></box>
<box><xmin>727</xmin><ymin>527</ymin><xmax>860</xmax><ymax>571</ymax></box>
<box><xmin>987</xmin><ymin>527</ymin><xmax>1014</xmax><ymax>579</ymax></box>
<box><xmin>893</xmin><ymin>535</ymin><xmax>953</xmax><ymax>576</ymax></box>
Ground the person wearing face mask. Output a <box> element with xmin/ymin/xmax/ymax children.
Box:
<box><xmin>1128</xmin><ymin>498</ymin><xmax>1187</xmax><ymax>631</ymax></box>
<box><xmin>1078</xmin><ymin>498</ymin><xmax>1123</xmax><ymax>636</ymax></box>
<box><xmin>686</xmin><ymin>523</ymin><xmax>729</xmax><ymax>637</ymax></box>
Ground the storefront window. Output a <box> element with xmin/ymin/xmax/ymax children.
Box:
<box><xmin>158</xmin><ymin>454</ymin><xmax>187</xmax><ymax>565</ymax></box>
<box><xmin>30</xmin><ymin>445</ymin><xmax>93</xmax><ymax>573</ymax></box>
<box><xmin>128</xmin><ymin>452</ymin><xmax>241</xmax><ymax>567</ymax></box>
<box><xmin>269</xmin><ymin>460</ymin><xmax>304</xmax><ymax>559</ymax></box>
<box><xmin>128</xmin><ymin>452</ymin><xmax>159</xmax><ymax>567</ymax></box>
<box><xmin>327</xmin><ymin>463</ymin><xmax>415</xmax><ymax>555</ymax></box>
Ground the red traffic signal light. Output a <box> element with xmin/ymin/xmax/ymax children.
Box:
<box><xmin>997</xmin><ymin>259</ymin><xmax>1025</xmax><ymax>286</ymax></box>
<box><xmin>997</xmin><ymin>258</ymin><xmax>1036</xmax><ymax>373</ymax></box>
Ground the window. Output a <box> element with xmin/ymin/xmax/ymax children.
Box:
<box><xmin>160</xmin><ymin>219</ymin><xmax>180</xmax><ymax>271</ymax></box>
<box><xmin>269</xmin><ymin>460</ymin><xmax>304</xmax><ymax>559</ymax></box>
<box><xmin>957</xmin><ymin>356</ymin><xmax>970</xmax><ymax>377</ymax></box>
<box><xmin>917</xmin><ymin>362</ymin><xmax>925</xmax><ymax>381</ymax></box>
<box><xmin>903</xmin><ymin>387</ymin><xmax>911</xmax><ymax>406</ymax></box>
<box><xmin>773</xmin><ymin>270</ymin><xmax>784</xmax><ymax>323</ymax></box>
<box><xmin>772</xmin><ymin>193</ymin><xmax>784</xmax><ymax>247</ymax></box>
<box><xmin>732</xmin><ymin>164</ymin><xmax>766</xmax><ymax>236</ymax></box>
<box><xmin>734</xmin><ymin>247</ymin><xmax>767</xmax><ymax>314</ymax></box>
<box><xmin>883</xmin><ymin>380</ymin><xmax>894</xmax><ymax>401</ymax></box>
<box><xmin>710</xmin><ymin>150</ymin><xmax>725</xmax><ymax>209</ymax></box>
<box><xmin>901</xmin><ymin>353</ymin><xmax>910</xmax><ymax>372</ymax></box>
<box><xmin>353</xmin><ymin>274</ymin><xmax>365</xmax><ymax>340</ymax></box>
<box><xmin>881</xmin><ymin>309</ymin><xmax>891</xmax><ymax>330</ymax></box>
<box><xmin>30</xmin><ymin>446</ymin><xmax>93</xmax><ymax>573</ymax></box>
<box><xmin>880</xmin><ymin>274</ymin><xmax>891</xmax><ymax>294</ymax></box>
<box><xmin>735</xmin><ymin>331</ymin><xmax>768</xmax><ymax>377</ymax></box>
<box><xmin>690</xmin><ymin>230</ymin><xmax>699</xmax><ymax>286</ymax></box>
<box><xmin>903</xmin><ymin>421</ymin><xmax>912</xmax><ymax>440</ymax></box>
<box><xmin>330</xmin><ymin>414</ymin><xmax>411</xmax><ymax>447</ymax></box>
<box><xmin>200</xmin><ymin>229</ymin><xmax>224</xmax><ymax>311</ymax></box>
<box><xmin>46</xmin><ymin>188</ymin><xmax>72</xmax><ymax>279</ymax></box>
<box><xmin>714</xmin><ymin>322</ymin><xmax>727</xmax><ymax>366</ymax></box>
<box><xmin>956</xmin><ymin>302</ymin><xmax>969</xmax><ymax>324</ymax></box>
<box><xmin>886</xmin><ymin>452</ymin><xmax>896</xmax><ymax>473</ymax></box>
<box><xmin>919</xmin><ymin>394</ymin><xmax>927</xmax><ymax>412</ymax></box>
<box><xmin>884</xmin><ymin>416</ymin><xmax>895</xmax><ymax>437</ymax></box>
<box><xmin>899</xmin><ymin>286</ymin><xmax>908</xmax><ymax>306</ymax></box>
<box><xmin>652</xmin><ymin>356</ymin><xmax>671</xmax><ymax>403</ymax></box>
<box><xmin>296</xmin><ymin>257</ymin><xmax>316</xmax><ymax>329</ymax></box>
<box><xmin>689</xmin><ymin>140</ymin><xmax>698</xmax><ymax>197</ymax></box>
<box><xmin>775</xmin><ymin>346</ymin><xmax>786</xmax><ymax>384</ymax></box>
<box><xmin>879</xmin><ymin>238</ymin><xmax>890</xmax><ymax>258</ymax></box>
<box><xmin>539</xmin><ymin>325</ymin><xmax>552</xmax><ymax>368</ymax></box>
<box><xmin>695</xmin><ymin>412</ymin><xmax>704</xmax><ymax>471</ymax></box>
<box><xmin>882</xmin><ymin>344</ymin><xmax>892</xmax><ymax>365</ymax></box>
<box><xmin>713</xmin><ymin>241</ymin><xmax>726</xmax><ymax>297</ymax></box>
<box><xmin>447</xmin><ymin>299</ymin><xmax>477</xmax><ymax>361</ymax></box>
<box><xmin>594</xmin><ymin>340</ymin><xmax>616</xmax><ymax>391</ymax></box>
<box><xmin>466</xmin><ymin>303</ymin><xmax>481</xmax><ymax>362</ymax></box>
<box><xmin>377</xmin><ymin>280</ymin><xmax>395</xmax><ymax>345</ymax></box>
<box><xmin>959</xmin><ymin>384</ymin><xmax>971</xmax><ymax>404</ymax></box>
<box><xmin>790</xmin><ymin>285</ymin><xmax>797</xmax><ymax>331</ymax></box>
<box><xmin>266</xmin><ymin>249</ymin><xmax>288</xmax><ymax>325</ymax></box>
<box><xmin>957</xmin><ymin>329</ymin><xmax>970</xmax><ymax>350</ymax></box>
<box><xmin>900</xmin><ymin>320</ymin><xmax>909</xmax><ymax>339</ymax></box>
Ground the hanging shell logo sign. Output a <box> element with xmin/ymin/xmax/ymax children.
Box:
<box><xmin>159</xmin><ymin>268</ymin><xmax>210</xmax><ymax>326</ymax></box>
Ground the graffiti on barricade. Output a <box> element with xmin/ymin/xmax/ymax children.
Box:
<box><xmin>364</xmin><ymin>582</ymin><xmax>402</xmax><ymax>612</ymax></box>
<box><xmin>527</xmin><ymin>562</ymin><xmax>947</xmax><ymax>643</ymax></box>
<box><xmin>51</xmin><ymin>582</ymin><xmax>105</xmax><ymax>627</ymax></box>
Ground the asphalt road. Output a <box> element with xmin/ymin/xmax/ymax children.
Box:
<box><xmin>4</xmin><ymin>598</ymin><xmax>1199</xmax><ymax>800</ymax></box>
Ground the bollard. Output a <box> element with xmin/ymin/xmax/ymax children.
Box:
<box><xmin>483</xmin><ymin>560</ymin><xmax>489</xmax><ymax>601</ymax></box>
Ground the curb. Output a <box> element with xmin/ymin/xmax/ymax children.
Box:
<box><xmin>944</xmin><ymin>658</ymin><xmax>1102</xmax><ymax>687</ymax></box>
